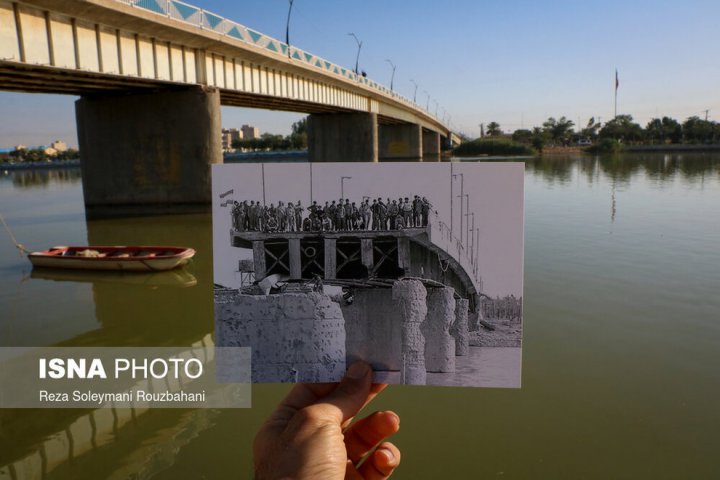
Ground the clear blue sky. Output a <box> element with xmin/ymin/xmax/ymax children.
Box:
<box><xmin>2</xmin><ymin>0</ymin><xmax>719</xmax><ymax>147</ymax></box>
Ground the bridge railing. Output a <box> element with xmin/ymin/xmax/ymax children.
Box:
<box><xmin>116</xmin><ymin>0</ymin><xmax>444</xmax><ymax>126</ymax></box>
<box><xmin>426</xmin><ymin>213</ymin><xmax>481</xmax><ymax>288</ymax></box>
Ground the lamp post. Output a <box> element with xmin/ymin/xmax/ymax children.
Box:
<box><xmin>348</xmin><ymin>33</ymin><xmax>362</xmax><ymax>75</ymax></box>
<box><xmin>285</xmin><ymin>0</ymin><xmax>295</xmax><ymax>59</ymax></box>
<box><xmin>340</xmin><ymin>176</ymin><xmax>352</xmax><ymax>199</ymax></box>
<box><xmin>475</xmin><ymin>227</ymin><xmax>480</xmax><ymax>278</ymax></box>
<box><xmin>470</xmin><ymin>212</ymin><xmax>475</xmax><ymax>264</ymax></box>
<box><xmin>464</xmin><ymin>194</ymin><xmax>470</xmax><ymax>248</ymax></box>
<box><xmin>423</xmin><ymin>90</ymin><xmax>430</xmax><ymax>111</ymax></box>
<box><xmin>453</xmin><ymin>172</ymin><xmax>464</xmax><ymax>248</ymax></box>
<box><xmin>385</xmin><ymin>59</ymin><xmax>396</xmax><ymax>91</ymax></box>
<box><xmin>410</xmin><ymin>79</ymin><xmax>418</xmax><ymax>103</ymax></box>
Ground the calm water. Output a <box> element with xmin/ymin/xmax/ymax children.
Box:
<box><xmin>1</xmin><ymin>153</ymin><xmax>719</xmax><ymax>479</ymax></box>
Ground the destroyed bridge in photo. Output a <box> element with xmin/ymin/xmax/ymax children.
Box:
<box><xmin>231</xmin><ymin>216</ymin><xmax>483</xmax><ymax>310</ymax></box>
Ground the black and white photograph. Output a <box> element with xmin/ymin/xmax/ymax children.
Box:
<box><xmin>212</xmin><ymin>162</ymin><xmax>524</xmax><ymax>387</ymax></box>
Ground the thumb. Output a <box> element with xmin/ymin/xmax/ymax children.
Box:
<box><xmin>317</xmin><ymin>361</ymin><xmax>373</xmax><ymax>424</ymax></box>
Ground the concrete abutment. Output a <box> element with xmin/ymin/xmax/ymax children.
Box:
<box><xmin>76</xmin><ymin>87</ymin><xmax>222</xmax><ymax>211</ymax></box>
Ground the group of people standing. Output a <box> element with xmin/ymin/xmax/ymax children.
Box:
<box><xmin>231</xmin><ymin>195</ymin><xmax>433</xmax><ymax>233</ymax></box>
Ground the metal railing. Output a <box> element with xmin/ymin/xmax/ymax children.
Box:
<box><xmin>427</xmin><ymin>212</ymin><xmax>481</xmax><ymax>285</ymax></box>
<box><xmin>115</xmin><ymin>0</ymin><xmax>444</xmax><ymax>125</ymax></box>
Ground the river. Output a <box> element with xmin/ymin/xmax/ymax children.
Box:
<box><xmin>1</xmin><ymin>153</ymin><xmax>719</xmax><ymax>478</ymax></box>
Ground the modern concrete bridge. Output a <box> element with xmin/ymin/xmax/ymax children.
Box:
<box><xmin>0</xmin><ymin>0</ymin><xmax>457</xmax><ymax>209</ymax></box>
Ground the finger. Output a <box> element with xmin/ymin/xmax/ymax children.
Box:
<box><xmin>313</xmin><ymin>361</ymin><xmax>373</xmax><ymax>424</ymax></box>
<box><xmin>358</xmin><ymin>442</ymin><xmax>401</xmax><ymax>480</ymax></box>
<box><xmin>263</xmin><ymin>383</ymin><xmax>338</xmax><ymax>432</ymax></box>
<box><xmin>344</xmin><ymin>411</ymin><xmax>400</xmax><ymax>463</ymax></box>
<box><xmin>341</xmin><ymin>383</ymin><xmax>388</xmax><ymax>430</ymax></box>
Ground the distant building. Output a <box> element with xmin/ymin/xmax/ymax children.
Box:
<box><xmin>241</xmin><ymin>124</ymin><xmax>260</xmax><ymax>140</ymax></box>
<box><xmin>44</xmin><ymin>147</ymin><xmax>58</xmax><ymax>156</ymax></box>
<box><xmin>50</xmin><ymin>140</ymin><xmax>67</xmax><ymax>152</ymax></box>
<box><xmin>14</xmin><ymin>145</ymin><xmax>26</xmax><ymax>151</ymax></box>
<box><xmin>222</xmin><ymin>128</ymin><xmax>242</xmax><ymax>151</ymax></box>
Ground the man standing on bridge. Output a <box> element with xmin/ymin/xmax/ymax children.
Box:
<box><xmin>248</xmin><ymin>201</ymin><xmax>257</xmax><ymax>231</ymax></box>
<box><xmin>360</xmin><ymin>199</ymin><xmax>371</xmax><ymax>230</ymax></box>
<box><xmin>295</xmin><ymin>201</ymin><xmax>304</xmax><ymax>232</ymax></box>
<box><xmin>387</xmin><ymin>199</ymin><xmax>399</xmax><ymax>230</ymax></box>
<box><xmin>328</xmin><ymin>201</ymin><xmax>337</xmax><ymax>230</ymax></box>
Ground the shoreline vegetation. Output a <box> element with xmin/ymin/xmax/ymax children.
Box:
<box><xmin>453</xmin><ymin>114</ymin><xmax>720</xmax><ymax>157</ymax></box>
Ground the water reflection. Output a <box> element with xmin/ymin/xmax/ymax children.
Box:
<box><xmin>1</xmin><ymin>168</ymin><xmax>82</xmax><ymax>188</ymax></box>
<box><xmin>524</xmin><ymin>152</ymin><xmax>720</xmax><ymax>185</ymax></box>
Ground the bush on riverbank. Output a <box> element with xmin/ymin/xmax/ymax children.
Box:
<box><xmin>453</xmin><ymin>138</ymin><xmax>534</xmax><ymax>156</ymax></box>
<box><xmin>586</xmin><ymin>139</ymin><xmax>623</xmax><ymax>155</ymax></box>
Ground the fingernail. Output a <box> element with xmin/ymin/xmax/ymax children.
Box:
<box><xmin>346</xmin><ymin>361</ymin><xmax>369</xmax><ymax>379</ymax></box>
<box><xmin>378</xmin><ymin>448</ymin><xmax>394</xmax><ymax>463</ymax></box>
<box><xmin>384</xmin><ymin>411</ymin><xmax>400</xmax><ymax>425</ymax></box>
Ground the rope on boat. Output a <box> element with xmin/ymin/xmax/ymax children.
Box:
<box><xmin>0</xmin><ymin>211</ymin><xmax>31</xmax><ymax>256</ymax></box>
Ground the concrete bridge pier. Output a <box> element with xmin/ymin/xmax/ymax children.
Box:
<box><xmin>452</xmin><ymin>298</ymin><xmax>470</xmax><ymax>356</ymax></box>
<box><xmin>392</xmin><ymin>279</ymin><xmax>427</xmax><ymax>384</ymax></box>
<box><xmin>307</xmin><ymin>112</ymin><xmax>378</xmax><ymax>162</ymax></box>
<box><xmin>379</xmin><ymin>124</ymin><xmax>422</xmax><ymax>161</ymax></box>
<box><xmin>76</xmin><ymin>87</ymin><xmax>222</xmax><ymax>214</ymax></box>
<box><xmin>422</xmin><ymin>130</ymin><xmax>441</xmax><ymax>161</ymax></box>
<box><xmin>423</xmin><ymin>287</ymin><xmax>456</xmax><ymax>372</ymax></box>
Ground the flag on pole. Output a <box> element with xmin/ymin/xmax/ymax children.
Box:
<box><xmin>219</xmin><ymin>189</ymin><xmax>234</xmax><ymax>199</ymax></box>
<box><xmin>615</xmin><ymin>69</ymin><xmax>619</xmax><ymax>91</ymax></box>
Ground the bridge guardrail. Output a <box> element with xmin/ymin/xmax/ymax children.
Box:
<box><xmin>117</xmin><ymin>0</ymin><xmax>443</xmax><ymax>126</ymax></box>
<box><xmin>427</xmin><ymin>213</ymin><xmax>481</xmax><ymax>289</ymax></box>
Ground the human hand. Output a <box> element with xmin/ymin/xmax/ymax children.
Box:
<box><xmin>254</xmin><ymin>362</ymin><xmax>401</xmax><ymax>479</ymax></box>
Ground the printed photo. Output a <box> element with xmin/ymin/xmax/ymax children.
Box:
<box><xmin>212</xmin><ymin>162</ymin><xmax>524</xmax><ymax>387</ymax></box>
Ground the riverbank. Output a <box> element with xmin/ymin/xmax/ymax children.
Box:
<box><xmin>1</xmin><ymin>159</ymin><xmax>80</xmax><ymax>170</ymax></box>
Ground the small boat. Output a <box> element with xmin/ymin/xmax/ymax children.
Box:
<box><xmin>28</xmin><ymin>246</ymin><xmax>196</xmax><ymax>272</ymax></box>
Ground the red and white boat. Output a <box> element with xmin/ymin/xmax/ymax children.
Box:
<box><xmin>28</xmin><ymin>246</ymin><xmax>196</xmax><ymax>272</ymax></box>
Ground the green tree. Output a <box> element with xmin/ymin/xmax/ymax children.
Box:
<box><xmin>682</xmin><ymin>116</ymin><xmax>718</xmax><ymax>143</ymax></box>
<box><xmin>531</xmin><ymin>127</ymin><xmax>548</xmax><ymax>152</ymax></box>
<box><xmin>580</xmin><ymin>117</ymin><xmax>601</xmax><ymax>141</ymax></box>
<box><xmin>512</xmin><ymin>129</ymin><xmax>533</xmax><ymax>144</ymax></box>
<box><xmin>645</xmin><ymin>117</ymin><xmax>682</xmax><ymax>144</ymax></box>
<box><xmin>599</xmin><ymin>115</ymin><xmax>644</xmax><ymax>143</ymax></box>
<box><xmin>486</xmin><ymin>122</ymin><xmax>502</xmax><ymax>137</ymax></box>
<box><xmin>542</xmin><ymin>116</ymin><xmax>575</xmax><ymax>145</ymax></box>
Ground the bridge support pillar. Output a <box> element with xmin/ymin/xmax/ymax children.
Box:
<box><xmin>307</xmin><ymin>112</ymin><xmax>378</xmax><ymax>162</ymax></box>
<box><xmin>324</xmin><ymin>238</ymin><xmax>337</xmax><ymax>279</ymax></box>
<box><xmin>423</xmin><ymin>287</ymin><xmax>456</xmax><ymax>372</ymax></box>
<box><xmin>76</xmin><ymin>87</ymin><xmax>222</xmax><ymax>213</ymax></box>
<box><xmin>392</xmin><ymin>279</ymin><xmax>427</xmax><ymax>385</ymax></box>
<box><xmin>379</xmin><ymin>124</ymin><xmax>422</xmax><ymax>161</ymax></box>
<box><xmin>452</xmin><ymin>298</ymin><xmax>470</xmax><ymax>356</ymax></box>
<box><xmin>288</xmin><ymin>238</ymin><xmax>302</xmax><ymax>279</ymax></box>
<box><xmin>422</xmin><ymin>130</ymin><xmax>441</xmax><ymax>161</ymax></box>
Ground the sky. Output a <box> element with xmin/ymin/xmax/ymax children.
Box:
<box><xmin>212</xmin><ymin>162</ymin><xmax>524</xmax><ymax>298</ymax></box>
<box><xmin>2</xmin><ymin>0</ymin><xmax>719</xmax><ymax>147</ymax></box>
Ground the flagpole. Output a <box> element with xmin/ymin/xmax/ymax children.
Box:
<box><xmin>614</xmin><ymin>69</ymin><xmax>618</xmax><ymax>119</ymax></box>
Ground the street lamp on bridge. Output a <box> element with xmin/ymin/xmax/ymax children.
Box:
<box><xmin>410</xmin><ymin>79</ymin><xmax>418</xmax><ymax>103</ymax></box>
<box><xmin>452</xmin><ymin>172</ymin><xmax>464</xmax><ymax>247</ymax></box>
<box><xmin>340</xmin><ymin>176</ymin><xmax>352</xmax><ymax>199</ymax></box>
<box><xmin>385</xmin><ymin>59</ymin><xmax>396</xmax><ymax>91</ymax></box>
<box><xmin>285</xmin><ymin>0</ymin><xmax>295</xmax><ymax>59</ymax></box>
<box><xmin>462</xmin><ymin>194</ymin><xmax>470</xmax><ymax>249</ymax></box>
<box><xmin>348</xmin><ymin>33</ymin><xmax>362</xmax><ymax>75</ymax></box>
<box><xmin>423</xmin><ymin>90</ymin><xmax>430</xmax><ymax>111</ymax></box>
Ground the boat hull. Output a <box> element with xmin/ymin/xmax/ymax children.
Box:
<box><xmin>28</xmin><ymin>246</ymin><xmax>195</xmax><ymax>272</ymax></box>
